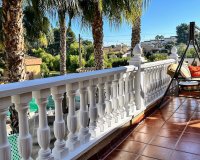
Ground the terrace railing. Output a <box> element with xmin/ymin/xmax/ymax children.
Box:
<box><xmin>0</xmin><ymin>45</ymin><xmax>175</xmax><ymax>160</ymax></box>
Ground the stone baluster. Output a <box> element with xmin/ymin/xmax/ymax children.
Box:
<box><xmin>66</xmin><ymin>84</ymin><xmax>80</xmax><ymax>150</ymax></box>
<box><xmin>88</xmin><ymin>80</ymin><xmax>98</xmax><ymax>137</ymax></box>
<box><xmin>51</xmin><ymin>86</ymin><xmax>68</xmax><ymax>159</ymax></box>
<box><xmin>118</xmin><ymin>73</ymin><xmax>125</xmax><ymax>119</ymax></box>
<box><xmin>145</xmin><ymin>69</ymin><xmax>150</xmax><ymax>104</ymax></box>
<box><xmin>12</xmin><ymin>93</ymin><xmax>32</xmax><ymax>160</ymax></box>
<box><xmin>97</xmin><ymin>78</ymin><xmax>106</xmax><ymax>132</ymax></box>
<box><xmin>143</xmin><ymin>69</ymin><xmax>148</xmax><ymax>106</ymax></box>
<box><xmin>154</xmin><ymin>66</ymin><xmax>159</xmax><ymax>97</ymax></box>
<box><xmin>152</xmin><ymin>67</ymin><xmax>157</xmax><ymax>99</ymax></box>
<box><xmin>124</xmin><ymin>72</ymin><xmax>130</xmax><ymax>116</ymax></box>
<box><xmin>159</xmin><ymin>65</ymin><xmax>163</xmax><ymax>94</ymax></box>
<box><xmin>128</xmin><ymin>72</ymin><xmax>136</xmax><ymax>114</ymax></box>
<box><xmin>32</xmin><ymin>89</ymin><xmax>54</xmax><ymax>160</ymax></box>
<box><xmin>149</xmin><ymin>68</ymin><xmax>154</xmax><ymax>102</ymax></box>
<box><xmin>78</xmin><ymin>81</ymin><xmax>91</xmax><ymax>144</ymax></box>
<box><xmin>112</xmin><ymin>74</ymin><xmax>119</xmax><ymax>123</ymax></box>
<box><xmin>0</xmin><ymin>97</ymin><xmax>11</xmax><ymax>160</ymax></box>
<box><xmin>105</xmin><ymin>76</ymin><xmax>113</xmax><ymax>127</ymax></box>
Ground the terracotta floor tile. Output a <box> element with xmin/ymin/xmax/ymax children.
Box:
<box><xmin>180</xmin><ymin>133</ymin><xmax>200</xmax><ymax>144</ymax></box>
<box><xmin>140</xmin><ymin>121</ymin><xmax>164</xmax><ymax>128</ymax></box>
<box><xmin>116</xmin><ymin>140</ymin><xmax>146</xmax><ymax>154</ymax></box>
<box><xmin>162</xmin><ymin>122</ymin><xmax>186</xmax><ymax>131</ymax></box>
<box><xmin>150</xmin><ymin>136</ymin><xmax>178</xmax><ymax>149</ymax></box>
<box><xmin>142</xmin><ymin>145</ymin><xmax>173</xmax><ymax>160</ymax></box>
<box><xmin>167</xmin><ymin>117</ymin><xmax>188</xmax><ymax>123</ymax></box>
<box><xmin>171</xmin><ymin>150</ymin><xmax>200</xmax><ymax>160</ymax></box>
<box><xmin>137</xmin><ymin>156</ymin><xmax>157</xmax><ymax>160</ymax></box>
<box><xmin>104</xmin><ymin>150</ymin><xmax>139</xmax><ymax>160</ymax></box>
<box><xmin>185</xmin><ymin>123</ymin><xmax>200</xmax><ymax>134</ymax></box>
<box><xmin>176</xmin><ymin>141</ymin><xmax>200</xmax><ymax>155</ymax></box>
<box><xmin>127</xmin><ymin>132</ymin><xmax>154</xmax><ymax>144</ymax></box>
<box><xmin>135</xmin><ymin>125</ymin><xmax>160</xmax><ymax>135</ymax></box>
<box><xmin>157</xmin><ymin>128</ymin><xmax>182</xmax><ymax>138</ymax></box>
<box><xmin>171</xmin><ymin>112</ymin><xmax>192</xmax><ymax>119</ymax></box>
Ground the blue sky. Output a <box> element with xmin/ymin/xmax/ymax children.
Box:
<box><xmin>68</xmin><ymin>0</ymin><xmax>200</xmax><ymax>46</ymax></box>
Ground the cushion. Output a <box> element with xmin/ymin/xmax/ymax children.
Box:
<box><xmin>167</xmin><ymin>64</ymin><xmax>191</xmax><ymax>79</ymax></box>
<box><xmin>188</xmin><ymin>66</ymin><xmax>200</xmax><ymax>77</ymax></box>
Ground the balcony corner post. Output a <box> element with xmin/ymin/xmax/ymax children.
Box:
<box><xmin>169</xmin><ymin>46</ymin><xmax>179</xmax><ymax>63</ymax></box>
<box><xmin>129</xmin><ymin>44</ymin><xmax>146</xmax><ymax>110</ymax></box>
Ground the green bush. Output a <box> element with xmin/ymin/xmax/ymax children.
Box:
<box><xmin>103</xmin><ymin>54</ymin><xmax>112</xmax><ymax>68</ymax></box>
<box><xmin>110</xmin><ymin>57</ymin><xmax>130</xmax><ymax>67</ymax></box>
<box><xmin>41</xmin><ymin>63</ymin><xmax>49</xmax><ymax>77</ymax></box>
<box><xmin>86</xmin><ymin>55</ymin><xmax>95</xmax><ymax>67</ymax></box>
<box><xmin>148</xmin><ymin>53</ymin><xmax>168</xmax><ymax>62</ymax></box>
<box><xmin>67</xmin><ymin>55</ymin><xmax>86</xmax><ymax>72</ymax></box>
<box><xmin>32</xmin><ymin>48</ymin><xmax>60</xmax><ymax>71</ymax></box>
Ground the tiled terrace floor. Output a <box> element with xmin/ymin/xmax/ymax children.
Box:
<box><xmin>102</xmin><ymin>97</ymin><xmax>200</xmax><ymax>160</ymax></box>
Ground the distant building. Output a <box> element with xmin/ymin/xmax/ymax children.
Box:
<box><xmin>103</xmin><ymin>44</ymin><xmax>130</xmax><ymax>54</ymax></box>
<box><xmin>141</xmin><ymin>36</ymin><xmax>177</xmax><ymax>52</ymax></box>
<box><xmin>25</xmin><ymin>55</ymin><xmax>42</xmax><ymax>79</ymax></box>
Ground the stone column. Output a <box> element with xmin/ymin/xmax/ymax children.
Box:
<box><xmin>118</xmin><ymin>73</ymin><xmax>125</xmax><ymax>119</ymax></box>
<box><xmin>97</xmin><ymin>78</ymin><xmax>106</xmax><ymax>132</ymax></box>
<box><xmin>33</xmin><ymin>89</ymin><xmax>54</xmax><ymax>160</ymax></box>
<box><xmin>88</xmin><ymin>80</ymin><xmax>98</xmax><ymax>137</ymax></box>
<box><xmin>66</xmin><ymin>84</ymin><xmax>80</xmax><ymax>151</ymax></box>
<box><xmin>0</xmin><ymin>97</ymin><xmax>11</xmax><ymax>160</ymax></box>
<box><xmin>51</xmin><ymin>86</ymin><xmax>68</xmax><ymax>159</ymax></box>
<box><xmin>12</xmin><ymin>93</ymin><xmax>33</xmax><ymax>160</ymax></box>
<box><xmin>112</xmin><ymin>74</ymin><xmax>120</xmax><ymax>123</ymax></box>
<box><xmin>105</xmin><ymin>76</ymin><xmax>113</xmax><ymax>127</ymax></box>
<box><xmin>78</xmin><ymin>82</ymin><xmax>91</xmax><ymax>144</ymax></box>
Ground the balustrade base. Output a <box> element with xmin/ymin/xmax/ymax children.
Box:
<box><xmin>37</xmin><ymin>148</ymin><xmax>54</xmax><ymax>160</ymax></box>
<box><xmin>78</xmin><ymin>128</ymin><xmax>91</xmax><ymax>144</ymax></box>
<box><xmin>66</xmin><ymin>136</ymin><xmax>80</xmax><ymax>151</ymax></box>
<box><xmin>52</xmin><ymin>142</ymin><xmax>68</xmax><ymax>160</ymax></box>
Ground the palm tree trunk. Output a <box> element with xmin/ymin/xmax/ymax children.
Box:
<box><xmin>3</xmin><ymin>0</ymin><xmax>25</xmax><ymax>134</ymax></box>
<box><xmin>3</xmin><ymin>0</ymin><xmax>26</xmax><ymax>82</ymax></box>
<box><xmin>131</xmin><ymin>16</ymin><xmax>141</xmax><ymax>54</ymax></box>
<box><xmin>92</xmin><ymin>2</ymin><xmax>104</xmax><ymax>70</ymax></box>
<box><xmin>58</xmin><ymin>9</ymin><xmax>67</xmax><ymax>75</ymax></box>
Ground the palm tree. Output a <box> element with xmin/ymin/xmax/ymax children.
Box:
<box><xmin>40</xmin><ymin>0</ymin><xmax>78</xmax><ymax>75</ymax></box>
<box><xmin>78</xmin><ymin>0</ymin><xmax>127</xmax><ymax>70</ymax></box>
<box><xmin>125</xmin><ymin>0</ymin><xmax>151</xmax><ymax>55</ymax></box>
<box><xmin>2</xmin><ymin>0</ymin><xmax>26</xmax><ymax>82</ymax></box>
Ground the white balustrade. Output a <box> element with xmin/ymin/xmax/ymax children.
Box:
<box><xmin>141</xmin><ymin>59</ymin><xmax>175</xmax><ymax>106</ymax></box>
<box><xmin>0</xmin><ymin>52</ymin><xmax>176</xmax><ymax>160</ymax></box>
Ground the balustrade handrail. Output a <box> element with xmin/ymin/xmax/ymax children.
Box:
<box><xmin>141</xmin><ymin>59</ymin><xmax>175</xmax><ymax>69</ymax></box>
<box><xmin>0</xmin><ymin>65</ymin><xmax>137</xmax><ymax>99</ymax></box>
